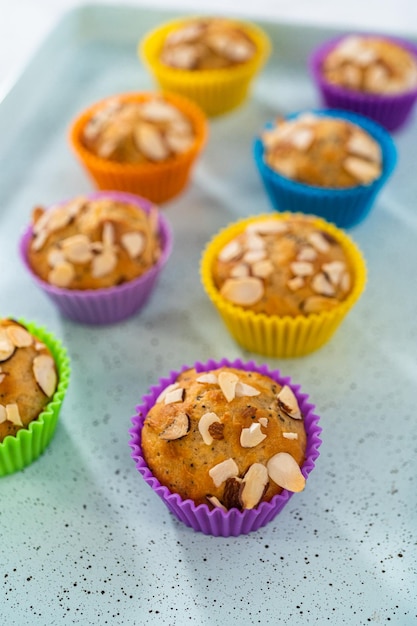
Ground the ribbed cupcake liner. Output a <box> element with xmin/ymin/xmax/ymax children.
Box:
<box><xmin>69</xmin><ymin>91</ymin><xmax>207</xmax><ymax>204</ymax></box>
<box><xmin>253</xmin><ymin>108</ymin><xmax>397</xmax><ymax>229</ymax></box>
<box><xmin>20</xmin><ymin>191</ymin><xmax>173</xmax><ymax>325</ymax></box>
<box><xmin>200</xmin><ymin>212</ymin><xmax>367</xmax><ymax>357</ymax></box>
<box><xmin>309</xmin><ymin>34</ymin><xmax>417</xmax><ymax>131</ymax></box>
<box><xmin>0</xmin><ymin>320</ymin><xmax>70</xmax><ymax>476</ymax></box>
<box><xmin>140</xmin><ymin>18</ymin><xmax>271</xmax><ymax>117</ymax></box>
<box><xmin>129</xmin><ymin>357</ymin><xmax>322</xmax><ymax>537</ymax></box>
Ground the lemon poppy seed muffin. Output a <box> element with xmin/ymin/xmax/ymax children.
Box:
<box><xmin>141</xmin><ymin>366</ymin><xmax>307</xmax><ymax>510</ymax></box>
<box><xmin>0</xmin><ymin>319</ymin><xmax>58</xmax><ymax>442</ymax></box>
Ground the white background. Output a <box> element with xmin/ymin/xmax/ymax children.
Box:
<box><xmin>1</xmin><ymin>0</ymin><xmax>417</xmax><ymax>96</ymax></box>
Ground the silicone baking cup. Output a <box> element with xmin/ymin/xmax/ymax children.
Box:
<box><xmin>129</xmin><ymin>357</ymin><xmax>322</xmax><ymax>537</ymax></box>
<box><xmin>69</xmin><ymin>91</ymin><xmax>207</xmax><ymax>204</ymax></box>
<box><xmin>200</xmin><ymin>213</ymin><xmax>366</xmax><ymax>358</ymax></box>
<box><xmin>20</xmin><ymin>191</ymin><xmax>173</xmax><ymax>325</ymax></box>
<box><xmin>253</xmin><ymin>109</ymin><xmax>397</xmax><ymax>229</ymax></box>
<box><xmin>139</xmin><ymin>17</ymin><xmax>271</xmax><ymax>117</ymax></box>
<box><xmin>0</xmin><ymin>320</ymin><xmax>70</xmax><ymax>476</ymax></box>
<box><xmin>309</xmin><ymin>34</ymin><xmax>417</xmax><ymax>132</ymax></box>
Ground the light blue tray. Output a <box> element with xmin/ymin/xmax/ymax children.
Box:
<box><xmin>0</xmin><ymin>4</ymin><xmax>416</xmax><ymax>625</ymax></box>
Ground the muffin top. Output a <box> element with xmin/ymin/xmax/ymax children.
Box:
<box><xmin>322</xmin><ymin>35</ymin><xmax>417</xmax><ymax>95</ymax></box>
<box><xmin>141</xmin><ymin>366</ymin><xmax>307</xmax><ymax>509</ymax></box>
<box><xmin>81</xmin><ymin>95</ymin><xmax>196</xmax><ymax>163</ymax></box>
<box><xmin>159</xmin><ymin>18</ymin><xmax>257</xmax><ymax>70</ymax></box>
<box><xmin>0</xmin><ymin>319</ymin><xmax>58</xmax><ymax>442</ymax></box>
<box><xmin>27</xmin><ymin>195</ymin><xmax>162</xmax><ymax>290</ymax></box>
<box><xmin>212</xmin><ymin>215</ymin><xmax>353</xmax><ymax>317</ymax></box>
<box><xmin>262</xmin><ymin>113</ymin><xmax>382</xmax><ymax>188</ymax></box>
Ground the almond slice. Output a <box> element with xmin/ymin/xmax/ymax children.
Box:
<box><xmin>343</xmin><ymin>156</ymin><xmax>380</xmax><ymax>184</ymax></box>
<box><xmin>91</xmin><ymin>250</ymin><xmax>117</xmax><ymax>278</ymax></box>
<box><xmin>240</xmin><ymin>463</ymin><xmax>269</xmax><ymax>509</ymax></box>
<box><xmin>301</xmin><ymin>295</ymin><xmax>339</xmax><ymax>314</ymax></box>
<box><xmin>121</xmin><ymin>232</ymin><xmax>145</xmax><ymax>259</ymax></box>
<box><xmin>165</xmin><ymin>131</ymin><xmax>194</xmax><ymax>155</ymax></box>
<box><xmin>134</xmin><ymin>122</ymin><xmax>169</xmax><ymax>161</ymax></box>
<box><xmin>61</xmin><ymin>234</ymin><xmax>93</xmax><ymax>264</ymax></box>
<box><xmin>240</xmin><ymin>423</ymin><xmax>267</xmax><ymax>448</ymax></box>
<box><xmin>258</xmin><ymin>417</ymin><xmax>268</xmax><ymax>428</ymax></box>
<box><xmin>47</xmin><ymin>207</ymin><xmax>72</xmax><ymax>233</ymax></box>
<box><xmin>246</xmin><ymin>220</ymin><xmax>288</xmax><ymax>236</ymax></box>
<box><xmin>206</xmin><ymin>495</ymin><xmax>227</xmax><ymax>511</ymax></box>
<box><xmin>340</xmin><ymin>271</ymin><xmax>351</xmax><ymax>292</ymax></box>
<box><xmin>159</xmin><ymin>412</ymin><xmax>190</xmax><ymax>440</ymax></box>
<box><xmin>139</xmin><ymin>99</ymin><xmax>182</xmax><ymax>123</ymax></box>
<box><xmin>32</xmin><ymin>230</ymin><xmax>48</xmax><ymax>252</ymax></box>
<box><xmin>0</xmin><ymin>404</ymin><xmax>6</xmax><ymax>423</ymax></box>
<box><xmin>220</xmin><ymin>277</ymin><xmax>264</xmax><ymax>306</ymax></box>
<box><xmin>0</xmin><ymin>329</ymin><xmax>16</xmax><ymax>362</ymax></box>
<box><xmin>47</xmin><ymin>248</ymin><xmax>66</xmax><ymax>268</ymax></box>
<box><xmin>311</xmin><ymin>272</ymin><xmax>335</xmax><ymax>296</ymax></box>
<box><xmin>277</xmin><ymin>385</ymin><xmax>302</xmax><ymax>420</ymax></box>
<box><xmin>198</xmin><ymin>412</ymin><xmax>221</xmax><ymax>445</ymax></box>
<box><xmin>6</xmin><ymin>403</ymin><xmax>23</xmax><ymax>427</ymax></box>
<box><xmin>290</xmin><ymin>127</ymin><xmax>314</xmax><ymax>151</ymax></box>
<box><xmin>287</xmin><ymin>276</ymin><xmax>305</xmax><ymax>291</ymax></box>
<box><xmin>307</xmin><ymin>232</ymin><xmax>330</xmax><ymax>253</ymax></box>
<box><xmin>235</xmin><ymin>382</ymin><xmax>260</xmax><ymax>398</ymax></box>
<box><xmin>283</xmin><ymin>432</ymin><xmax>298</xmax><ymax>440</ymax></box>
<box><xmin>322</xmin><ymin>260</ymin><xmax>346</xmax><ymax>286</ymax></box>
<box><xmin>230</xmin><ymin>263</ymin><xmax>250</xmax><ymax>279</ymax></box>
<box><xmin>209</xmin><ymin>458</ymin><xmax>239</xmax><ymax>488</ymax></box>
<box><xmin>251</xmin><ymin>259</ymin><xmax>274</xmax><ymax>279</ymax></box>
<box><xmin>290</xmin><ymin>261</ymin><xmax>314</xmax><ymax>277</ymax></box>
<box><xmin>218</xmin><ymin>371</ymin><xmax>239</xmax><ymax>402</ymax></box>
<box><xmin>347</xmin><ymin>132</ymin><xmax>381</xmax><ymax>163</ymax></box>
<box><xmin>196</xmin><ymin>373</ymin><xmax>218</xmax><ymax>385</ymax></box>
<box><xmin>243</xmin><ymin>249</ymin><xmax>266</xmax><ymax>264</ymax></box>
<box><xmin>6</xmin><ymin>325</ymin><xmax>33</xmax><ymax>348</ymax></box>
<box><xmin>296</xmin><ymin>246</ymin><xmax>317</xmax><ymax>262</ymax></box>
<box><xmin>33</xmin><ymin>354</ymin><xmax>57</xmax><ymax>397</ymax></box>
<box><xmin>245</xmin><ymin>233</ymin><xmax>266</xmax><ymax>252</ymax></box>
<box><xmin>48</xmin><ymin>261</ymin><xmax>75</xmax><ymax>288</ymax></box>
<box><xmin>164</xmin><ymin>387</ymin><xmax>185</xmax><ymax>404</ymax></box>
<box><xmin>267</xmin><ymin>452</ymin><xmax>305</xmax><ymax>492</ymax></box>
<box><xmin>156</xmin><ymin>382</ymin><xmax>180</xmax><ymax>403</ymax></box>
<box><xmin>0</xmin><ymin>374</ymin><xmax>5</xmax><ymax>385</ymax></box>
<box><xmin>218</xmin><ymin>239</ymin><xmax>242</xmax><ymax>263</ymax></box>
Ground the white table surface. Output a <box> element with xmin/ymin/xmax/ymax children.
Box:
<box><xmin>1</xmin><ymin>0</ymin><xmax>417</xmax><ymax>99</ymax></box>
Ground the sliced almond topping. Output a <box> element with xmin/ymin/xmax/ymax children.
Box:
<box><xmin>230</xmin><ymin>263</ymin><xmax>250</xmax><ymax>279</ymax></box>
<box><xmin>340</xmin><ymin>271</ymin><xmax>351</xmax><ymax>292</ymax></box>
<box><xmin>251</xmin><ymin>259</ymin><xmax>274</xmax><ymax>279</ymax></box>
<box><xmin>287</xmin><ymin>276</ymin><xmax>305</xmax><ymax>291</ymax></box>
<box><xmin>91</xmin><ymin>250</ymin><xmax>117</xmax><ymax>278</ymax></box>
<box><xmin>32</xmin><ymin>230</ymin><xmax>48</xmax><ymax>252</ymax></box>
<box><xmin>343</xmin><ymin>156</ymin><xmax>380</xmax><ymax>184</ymax></box>
<box><xmin>235</xmin><ymin>382</ymin><xmax>260</xmax><ymax>398</ymax></box>
<box><xmin>297</xmin><ymin>246</ymin><xmax>317</xmax><ymax>262</ymax></box>
<box><xmin>161</xmin><ymin>44</ymin><xmax>200</xmax><ymax>70</ymax></box>
<box><xmin>196</xmin><ymin>373</ymin><xmax>218</xmax><ymax>385</ymax></box>
<box><xmin>245</xmin><ymin>233</ymin><xmax>266</xmax><ymax>252</ymax></box>
<box><xmin>258</xmin><ymin>417</ymin><xmax>268</xmax><ymax>428</ymax></box>
<box><xmin>48</xmin><ymin>261</ymin><xmax>75</xmax><ymax>288</ymax></box>
<box><xmin>301</xmin><ymin>295</ymin><xmax>339</xmax><ymax>314</ymax></box>
<box><xmin>243</xmin><ymin>249</ymin><xmax>266</xmax><ymax>264</ymax></box>
<box><xmin>347</xmin><ymin>131</ymin><xmax>381</xmax><ymax>163</ymax></box>
<box><xmin>322</xmin><ymin>260</ymin><xmax>346</xmax><ymax>286</ymax></box>
<box><xmin>209</xmin><ymin>458</ymin><xmax>239</xmax><ymax>488</ymax></box>
<box><xmin>165</xmin><ymin>131</ymin><xmax>194</xmax><ymax>155</ymax></box>
<box><xmin>33</xmin><ymin>354</ymin><xmax>57</xmax><ymax>397</ymax></box>
<box><xmin>61</xmin><ymin>234</ymin><xmax>93</xmax><ymax>264</ymax></box>
<box><xmin>283</xmin><ymin>432</ymin><xmax>298</xmax><ymax>440</ymax></box>
<box><xmin>6</xmin><ymin>403</ymin><xmax>23</xmax><ymax>427</ymax></box>
<box><xmin>246</xmin><ymin>220</ymin><xmax>288</xmax><ymax>236</ymax></box>
<box><xmin>121</xmin><ymin>232</ymin><xmax>146</xmax><ymax>259</ymax></box>
<box><xmin>164</xmin><ymin>387</ymin><xmax>185</xmax><ymax>405</ymax></box>
<box><xmin>311</xmin><ymin>272</ymin><xmax>336</xmax><ymax>296</ymax></box>
<box><xmin>240</xmin><ymin>422</ymin><xmax>267</xmax><ymax>448</ymax></box>
<box><xmin>0</xmin><ymin>404</ymin><xmax>6</xmax><ymax>423</ymax></box>
<box><xmin>6</xmin><ymin>325</ymin><xmax>33</xmax><ymax>348</ymax></box>
<box><xmin>218</xmin><ymin>239</ymin><xmax>242</xmax><ymax>263</ymax></box>
<box><xmin>0</xmin><ymin>329</ymin><xmax>16</xmax><ymax>362</ymax></box>
<box><xmin>267</xmin><ymin>452</ymin><xmax>305</xmax><ymax>492</ymax></box>
<box><xmin>290</xmin><ymin>261</ymin><xmax>314</xmax><ymax>277</ymax></box>
<box><xmin>47</xmin><ymin>207</ymin><xmax>72</xmax><ymax>233</ymax></box>
<box><xmin>32</xmin><ymin>208</ymin><xmax>52</xmax><ymax>235</ymax></box>
<box><xmin>198</xmin><ymin>412</ymin><xmax>221</xmax><ymax>445</ymax></box>
<box><xmin>156</xmin><ymin>382</ymin><xmax>180</xmax><ymax>403</ymax></box>
<box><xmin>290</xmin><ymin>127</ymin><xmax>314</xmax><ymax>152</ymax></box>
<box><xmin>133</xmin><ymin>122</ymin><xmax>169</xmax><ymax>161</ymax></box>
<box><xmin>139</xmin><ymin>99</ymin><xmax>182</xmax><ymax>123</ymax></box>
<box><xmin>220</xmin><ymin>277</ymin><xmax>264</xmax><ymax>306</ymax></box>
<box><xmin>159</xmin><ymin>412</ymin><xmax>190</xmax><ymax>440</ymax></box>
<box><xmin>0</xmin><ymin>374</ymin><xmax>5</xmax><ymax>385</ymax></box>
<box><xmin>240</xmin><ymin>463</ymin><xmax>269</xmax><ymax>509</ymax></box>
<box><xmin>47</xmin><ymin>248</ymin><xmax>66</xmax><ymax>268</ymax></box>
<box><xmin>102</xmin><ymin>222</ymin><xmax>115</xmax><ymax>247</ymax></box>
<box><xmin>218</xmin><ymin>371</ymin><xmax>239</xmax><ymax>402</ymax></box>
<box><xmin>307</xmin><ymin>232</ymin><xmax>330</xmax><ymax>253</ymax></box>
<box><xmin>277</xmin><ymin>385</ymin><xmax>302</xmax><ymax>420</ymax></box>
<box><xmin>206</xmin><ymin>495</ymin><xmax>227</xmax><ymax>511</ymax></box>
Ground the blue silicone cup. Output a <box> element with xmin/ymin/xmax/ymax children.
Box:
<box><xmin>253</xmin><ymin>108</ymin><xmax>397</xmax><ymax>229</ymax></box>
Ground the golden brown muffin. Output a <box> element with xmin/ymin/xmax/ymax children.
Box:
<box><xmin>212</xmin><ymin>214</ymin><xmax>353</xmax><ymax>317</ymax></box>
<box><xmin>27</xmin><ymin>195</ymin><xmax>162</xmax><ymax>290</ymax></box>
<box><xmin>262</xmin><ymin>113</ymin><xmax>382</xmax><ymax>188</ymax></box>
<box><xmin>0</xmin><ymin>319</ymin><xmax>58</xmax><ymax>442</ymax></box>
<box><xmin>159</xmin><ymin>17</ymin><xmax>257</xmax><ymax>70</ymax></box>
<box><xmin>322</xmin><ymin>35</ymin><xmax>417</xmax><ymax>95</ymax></box>
<box><xmin>142</xmin><ymin>366</ymin><xmax>307</xmax><ymax>509</ymax></box>
<box><xmin>81</xmin><ymin>95</ymin><xmax>196</xmax><ymax>163</ymax></box>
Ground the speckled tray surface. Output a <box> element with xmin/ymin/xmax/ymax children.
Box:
<box><xmin>1</xmin><ymin>4</ymin><xmax>416</xmax><ymax>625</ymax></box>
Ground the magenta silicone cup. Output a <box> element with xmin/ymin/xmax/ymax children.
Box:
<box><xmin>129</xmin><ymin>357</ymin><xmax>322</xmax><ymax>537</ymax></box>
<box><xmin>20</xmin><ymin>191</ymin><xmax>173</xmax><ymax>325</ymax></box>
<box><xmin>309</xmin><ymin>34</ymin><xmax>417</xmax><ymax>132</ymax></box>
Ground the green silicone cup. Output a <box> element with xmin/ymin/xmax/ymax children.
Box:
<box><xmin>0</xmin><ymin>319</ymin><xmax>70</xmax><ymax>476</ymax></box>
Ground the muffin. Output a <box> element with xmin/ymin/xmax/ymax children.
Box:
<box><xmin>309</xmin><ymin>34</ymin><xmax>417</xmax><ymax>131</ymax></box>
<box><xmin>130</xmin><ymin>357</ymin><xmax>322</xmax><ymax>536</ymax></box>
<box><xmin>140</xmin><ymin>17</ymin><xmax>271</xmax><ymax>116</ymax></box>
<box><xmin>69</xmin><ymin>92</ymin><xmax>207</xmax><ymax>203</ymax></box>
<box><xmin>201</xmin><ymin>213</ymin><xmax>367</xmax><ymax>357</ymax></box>
<box><xmin>253</xmin><ymin>109</ymin><xmax>397</xmax><ymax>228</ymax></box>
<box><xmin>0</xmin><ymin>318</ymin><xmax>70</xmax><ymax>476</ymax></box>
<box><xmin>20</xmin><ymin>191</ymin><xmax>173</xmax><ymax>325</ymax></box>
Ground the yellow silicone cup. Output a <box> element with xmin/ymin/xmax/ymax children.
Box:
<box><xmin>0</xmin><ymin>320</ymin><xmax>70</xmax><ymax>476</ymax></box>
<box><xmin>200</xmin><ymin>213</ymin><xmax>367</xmax><ymax>358</ymax></box>
<box><xmin>140</xmin><ymin>17</ymin><xmax>271</xmax><ymax>117</ymax></box>
<box><xmin>69</xmin><ymin>91</ymin><xmax>208</xmax><ymax>204</ymax></box>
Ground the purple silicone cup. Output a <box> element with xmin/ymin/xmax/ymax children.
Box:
<box><xmin>19</xmin><ymin>191</ymin><xmax>173</xmax><ymax>325</ymax></box>
<box><xmin>129</xmin><ymin>357</ymin><xmax>322</xmax><ymax>537</ymax></box>
<box><xmin>309</xmin><ymin>34</ymin><xmax>417</xmax><ymax>132</ymax></box>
